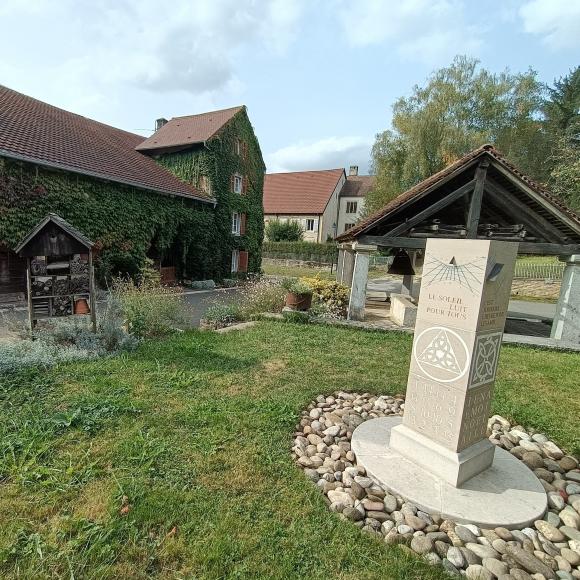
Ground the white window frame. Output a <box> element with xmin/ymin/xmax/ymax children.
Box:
<box><xmin>233</xmin><ymin>174</ymin><xmax>243</xmax><ymax>194</ymax></box>
<box><xmin>232</xmin><ymin>212</ymin><xmax>241</xmax><ymax>235</ymax></box>
<box><xmin>305</xmin><ymin>218</ymin><xmax>315</xmax><ymax>232</ymax></box>
<box><xmin>231</xmin><ymin>249</ymin><xmax>239</xmax><ymax>273</ymax></box>
<box><xmin>346</xmin><ymin>201</ymin><xmax>358</xmax><ymax>214</ymax></box>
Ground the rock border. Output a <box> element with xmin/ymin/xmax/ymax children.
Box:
<box><xmin>293</xmin><ymin>392</ymin><xmax>580</xmax><ymax>580</ymax></box>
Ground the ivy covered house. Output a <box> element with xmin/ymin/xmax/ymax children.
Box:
<box><xmin>0</xmin><ymin>85</ymin><xmax>264</xmax><ymax>301</ymax></box>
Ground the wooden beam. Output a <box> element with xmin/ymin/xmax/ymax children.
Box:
<box><xmin>485</xmin><ymin>178</ymin><xmax>569</xmax><ymax>244</ymax></box>
<box><xmin>382</xmin><ymin>179</ymin><xmax>476</xmax><ymax>238</ymax></box>
<box><xmin>518</xmin><ymin>242</ymin><xmax>580</xmax><ymax>255</ymax></box>
<box><xmin>466</xmin><ymin>160</ymin><xmax>489</xmax><ymax>238</ymax></box>
<box><xmin>359</xmin><ymin>236</ymin><xmax>427</xmax><ymax>249</ymax></box>
<box><xmin>359</xmin><ymin>235</ymin><xmax>580</xmax><ymax>256</ymax></box>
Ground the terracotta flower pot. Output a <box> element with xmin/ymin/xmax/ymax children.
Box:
<box><xmin>74</xmin><ymin>298</ymin><xmax>90</xmax><ymax>315</ymax></box>
<box><xmin>285</xmin><ymin>292</ymin><xmax>312</xmax><ymax>311</ymax></box>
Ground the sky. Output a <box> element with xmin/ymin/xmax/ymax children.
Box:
<box><xmin>1</xmin><ymin>0</ymin><xmax>579</xmax><ymax>175</ymax></box>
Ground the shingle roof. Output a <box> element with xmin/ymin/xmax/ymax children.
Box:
<box><xmin>263</xmin><ymin>169</ymin><xmax>345</xmax><ymax>215</ymax></box>
<box><xmin>0</xmin><ymin>85</ymin><xmax>212</xmax><ymax>202</ymax></box>
<box><xmin>136</xmin><ymin>106</ymin><xmax>244</xmax><ymax>152</ymax></box>
<box><xmin>336</xmin><ymin>144</ymin><xmax>580</xmax><ymax>241</ymax></box>
<box><xmin>340</xmin><ymin>174</ymin><xmax>375</xmax><ymax>198</ymax></box>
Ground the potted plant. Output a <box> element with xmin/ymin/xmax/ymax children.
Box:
<box><xmin>283</xmin><ymin>278</ymin><xmax>313</xmax><ymax>311</ymax></box>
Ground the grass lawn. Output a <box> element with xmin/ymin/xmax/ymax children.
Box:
<box><xmin>0</xmin><ymin>322</ymin><xmax>578</xmax><ymax>579</ymax></box>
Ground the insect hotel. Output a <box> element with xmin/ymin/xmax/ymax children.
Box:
<box><xmin>15</xmin><ymin>214</ymin><xmax>97</xmax><ymax>333</ymax></box>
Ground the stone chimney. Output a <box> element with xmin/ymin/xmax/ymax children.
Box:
<box><xmin>155</xmin><ymin>118</ymin><xmax>168</xmax><ymax>131</ymax></box>
<box><xmin>349</xmin><ymin>165</ymin><xmax>359</xmax><ymax>176</ymax></box>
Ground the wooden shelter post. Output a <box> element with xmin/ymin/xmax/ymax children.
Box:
<box><xmin>347</xmin><ymin>243</ymin><xmax>376</xmax><ymax>321</ymax></box>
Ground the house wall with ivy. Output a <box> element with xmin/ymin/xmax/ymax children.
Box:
<box><xmin>154</xmin><ymin>108</ymin><xmax>265</xmax><ymax>275</ymax></box>
<box><xmin>0</xmin><ymin>109</ymin><xmax>264</xmax><ymax>292</ymax></box>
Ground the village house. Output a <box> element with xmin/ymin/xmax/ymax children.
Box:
<box><xmin>263</xmin><ymin>166</ymin><xmax>374</xmax><ymax>242</ymax></box>
<box><xmin>0</xmin><ymin>85</ymin><xmax>265</xmax><ymax>301</ymax></box>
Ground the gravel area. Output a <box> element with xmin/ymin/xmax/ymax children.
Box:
<box><xmin>293</xmin><ymin>392</ymin><xmax>580</xmax><ymax>579</ymax></box>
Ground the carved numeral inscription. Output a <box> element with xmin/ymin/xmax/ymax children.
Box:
<box><xmin>404</xmin><ymin>376</ymin><xmax>458</xmax><ymax>449</ymax></box>
<box><xmin>458</xmin><ymin>384</ymin><xmax>492</xmax><ymax>450</ymax></box>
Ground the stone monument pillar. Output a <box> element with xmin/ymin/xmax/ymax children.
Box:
<box><xmin>550</xmin><ymin>254</ymin><xmax>580</xmax><ymax>343</ymax></box>
<box><xmin>390</xmin><ymin>239</ymin><xmax>518</xmax><ymax>486</ymax></box>
<box><xmin>351</xmin><ymin>238</ymin><xmax>547</xmax><ymax>527</ymax></box>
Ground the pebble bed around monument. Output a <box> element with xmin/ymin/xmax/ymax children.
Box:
<box><xmin>293</xmin><ymin>392</ymin><xmax>580</xmax><ymax>580</ymax></box>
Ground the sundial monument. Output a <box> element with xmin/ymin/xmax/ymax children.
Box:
<box><xmin>352</xmin><ymin>239</ymin><xmax>547</xmax><ymax>528</ymax></box>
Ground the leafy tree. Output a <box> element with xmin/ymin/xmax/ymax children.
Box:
<box><xmin>544</xmin><ymin>67</ymin><xmax>580</xmax><ymax>211</ymax></box>
<box><xmin>366</xmin><ymin>56</ymin><xmax>548</xmax><ymax>215</ymax></box>
<box><xmin>265</xmin><ymin>219</ymin><xmax>304</xmax><ymax>242</ymax></box>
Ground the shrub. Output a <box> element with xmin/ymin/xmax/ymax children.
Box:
<box><xmin>202</xmin><ymin>303</ymin><xmax>241</xmax><ymax>329</ymax></box>
<box><xmin>300</xmin><ymin>276</ymin><xmax>349</xmax><ymax>315</ymax></box>
<box><xmin>221</xmin><ymin>278</ymin><xmax>238</xmax><ymax>288</ymax></box>
<box><xmin>282</xmin><ymin>278</ymin><xmax>313</xmax><ymax>295</ymax></box>
<box><xmin>262</xmin><ymin>241</ymin><xmax>338</xmax><ymax>263</ymax></box>
<box><xmin>187</xmin><ymin>280</ymin><xmax>216</xmax><ymax>290</ymax></box>
<box><xmin>112</xmin><ymin>278</ymin><xmax>185</xmax><ymax>338</ymax></box>
<box><xmin>236</xmin><ymin>278</ymin><xmax>287</xmax><ymax>319</ymax></box>
<box><xmin>265</xmin><ymin>220</ymin><xmax>304</xmax><ymax>242</ymax></box>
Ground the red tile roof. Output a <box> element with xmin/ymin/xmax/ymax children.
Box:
<box><xmin>263</xmin><ymin>169</ymin><xmax>345</xmax><ymax>215</ymax></box>
<box><xmin>340</xmin><ymin>174</ymin><xmax>375</xmax><ymax>198</ymax></box>
<box><xmin>337</xmin><ymin>144</ymin><xmax>580</xmax><ymax>241</ymax></box>
<box><xmin>0</xmin><ymin>85</ymin><xmax>212</xmax><ymax>202</ymax></box>
<box><xmin>136</xmin><ymin>106</ymin><xmax>244</xmax><ymax>152</ymax></box>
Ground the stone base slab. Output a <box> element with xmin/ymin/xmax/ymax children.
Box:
<box><xmin>352</xmin><ymin>417</ymin><xmax>547</xmax><ymax>529</ymax></box>
<box><xmin>390</xmin><ymin>423</ymin><xmax>495</xmax><ymax>486</ymax></box>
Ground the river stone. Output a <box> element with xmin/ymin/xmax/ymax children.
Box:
<box><xmin>566</xmin><ymin>483</ymin><xmax>580</xmax><ymax>496</ymax></box>
<box><xmin>560</xmin><ymin>456</ymin><xmax>579</xmax><ymax>471</ymax></box>
<box><xmin>560</xmin><ymin>548</ymin><xmax>580</xmax><ymax>566</ymax></box>
<box><xmin>411</xmin><ymin>536</ymin><xmax>433</xmax><ymax>555</ymax></box>
<box><xmin>328</xmin><ymin>490</ymin><xmax>354</xmax><ymax>506</ymax></box>
<box><xmin>560</xmin><ymin>526</ymin><xmax>580</xmax><ymax>542</ymax></box>
<box><xmin>405</xmin><ymin>514</ymin><xmax>427</xmax><ymax>531</ymax></box>
<box><xmin>505</xmin><ymin>545</ymin><xmax>557</xmax><ymax>579</ymax></box>
<box><xmin>460</xmin><ymin>547</ymin><xmax>482</xmax><ymax>566</ymax></box>
<box><xmin>495</xmin><ymin>527</ymin><xmax>514</xmax><ymax>541</ymax></box>
<box><xmin>560</xmin><ymin>506</ymin><xmax>580</xmax><ymax>529</ymax></box>
<box><xmin>383</xmin><ymin>494</ymin><xmax>397</xmax><ymax>513</ymax></box>
<box><xmin>354</xmin><ymin>476</ymin><xmax>373</xmax><ymax>488</ymax></box>
<box><xmin>492</xmin><ymin>538</ymin><xmax>508</xmax><ymax>554</ymax></box>
<box><xmin>466</xmin><ymin>564</ymin><xmax>493</xmax><ymax>580</ymax></box>
<box><xmin>555</xmin><ymin>555</ymin><xmax>572</xmax><ymax>573</ymax></box>
<box><xmin>566</xmin><ymin>471</ymin><xmax>580</xmax><ymax>483</ymax></box>
<box><xmin>434</xmin><ymin>540</ymin><xmax>449</xmax><ymax>558</ymax></box>
<box><xmin>442</xmin><ymin>558</ymin><xmax>461</xmax><ymax>577</ymax></box>
<box><xmin>350</xmin><ymin>481</ymin><xmax>366</xmax><ymax>500</ymax></box>
<box><xmin>483</xmin><ymin>557</ymin><xmax>509</xmax><ymax>577</ymax></box>
<box><xmin>542</xmin><ymin>441</ymin><xmax>564</xmax><ymax>459</ymax></box>
<box><xmin>548</xmin><ymin>492</ymin><xmax>566</xmax><ymax>511</ymax></box>
<box><xmin>535</xmin><ymin>520</ymin><xmax>565</xmax><ymax>542</ymax></box>
<box><xmin>456</xmin><ymin>525</ymin><xmax>479</xmax><ymax>544</ymax></box>
<box><xmin>523</xmin><ymin>451</ymin><xmax>545</xmax><ymax>469</ymax></box>
<box><xmin>521</xmin><ymin>440</ymin><xmax>543</xmax><ymax>454</ymax></box>
<box><xmin>510</xmin><ymin>569</ymin><xmax>534</xmax><ymax>580</ymax></box>
<box><xmin>343</xmin><ymin>506</ymin><xmax>364</xmax><ymax>521</ymax></box>
<box><xmin>423</xmin><ymin>552</ymin><xmax>441</xmax><ymax>566</ymax></box>
<box><xmin>447</xmin><ymin>547</ymin><xmax>465</xmax><ymax>568</ymax></box>
<box><xmin>465</xmin><ymin>543</ymin><xmax>501</xmax><ymax>560</ymax></box>
<box><xmin>367</xmin><ymin>510</ymin><xmax>390</xmax><ymax>523</ymax></box>
<box><xmin>545</xmin><ymin>511</ymin><xmax>562</xmax><ymax>527</ymax></box>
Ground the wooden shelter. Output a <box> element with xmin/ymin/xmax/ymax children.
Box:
<box><xmin>336</xmin><ymin>145</ymin><xmax>580</xmax><ymax>336</ymax></box>
<box><xmin>15</xmin><ymin>214</ymin><xmax>97</xmax><ymax>332</ymax></box>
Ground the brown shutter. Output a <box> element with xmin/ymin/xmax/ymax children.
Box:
<box><xmin>243</xmin><ymin>141</ymin><xmax>248</xmax><ymax>160</ymax></box>
<box><xmin>240</xmin><ymin>213</ymin><xmax>247</xmax><ymax>235</ymax></box>
<box><xmin>243</xmin><ymin>176</ymin><xmax>249</xmax><ymax>195</ymax></box>
<box><xmin>238</xmin><ymin>251</ymin><xmax>249</xmax><ymax>273</ymax></box>
<box><xmin>230</xmin><ymin>174</ymin><xmax>235</xmax><ymax>193</ymax></box>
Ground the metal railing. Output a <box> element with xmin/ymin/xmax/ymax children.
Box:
<box><xmin>513</xmin><ymin>262</ymin><xmax>564</xmax><ymax>280</ymax></box>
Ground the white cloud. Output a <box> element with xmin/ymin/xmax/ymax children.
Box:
<box><xmin>338</xmin><ymin>0</ymin><xmax>483</xmax><ymax>64</ymax></box>
<box><xmin>519</xmin><ymin>0</ymin><xmax>580</xmax><ymax>49</ymax></box>
<box><xmin>266</xmin><ymin>136</ymin><xmax>373</xmax><ymax>173</ymax></box>
<box><xmin>0</xmin><ymin>0</ymin><xmax>304</xmax><ymax>102</ymax></box>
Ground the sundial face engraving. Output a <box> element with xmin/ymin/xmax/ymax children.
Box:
<box><xmin>422</xmin><ymin>255</ymin><xmax>487</xmax><ymax>295</ymax></box>
<box><xmin>413</xmin><ymin>326</ymin><xmax>469</xmax><ymax>383</ymax></box>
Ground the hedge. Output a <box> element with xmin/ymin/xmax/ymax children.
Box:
<box><xmin>262</xmin><ymin>241</ymin><xmax>338</xmax><ymax>263</ymax></box>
